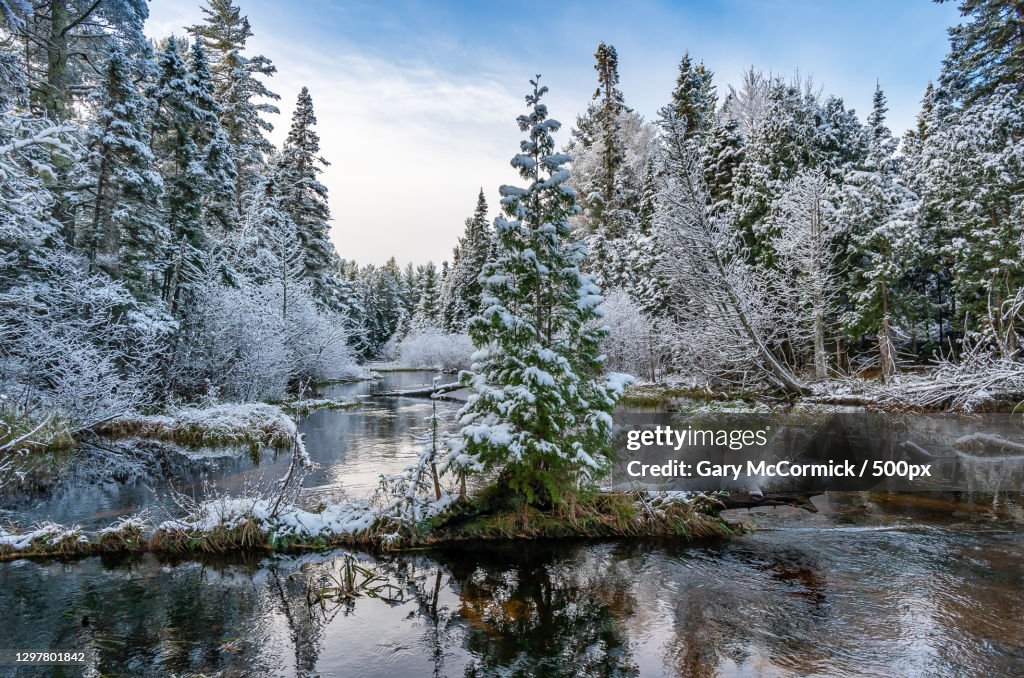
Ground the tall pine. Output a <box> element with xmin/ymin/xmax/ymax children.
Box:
<box><xmin>451</xmin><ymin>77</ymin><xmax>625</xmax><ymax>508</ymax></box>
<box><xmin>275</xmin><ymin>87</ymin><xmax>339</xmax><ymax>308</ymax></box>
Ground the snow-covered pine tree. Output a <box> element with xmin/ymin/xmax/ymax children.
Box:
<box><xmin>669</xmin><ymin>51</ymin><xmax>717</xmax><ymax>141</ymax></box>
<box><xmin>939</xmin><ymin>0</ymin><xmax>1024</xmax><ymax>105</ymax></box>
<box><xmin>568</xmin><ymin>42</ymin><xmax>647</xmax><ymax>289</ymax></box>
<box><xmin>400</xmin><ymin>261</ymin><xmax>420</xmax><ymax>319</ymax></box>
<box><xmin>702</xmin><ymin>113</ymin><xmax>744</xmax><ymax>213</ymax></box>
<box><xmin>450</xmin><ymin>77</ymin><xmax>627</xmax><ymax>508</ymax></box>
<box><xmin>188</xmin><ymin>0</ymin><xmax>280</xmax><ymax>202</ymax></box>
<box><xmin>356</xmin><ymin>258</ymin><xmax>404</xmax><ymax>357</ymax></box>
<box><xmin>6</xmin><ymin>0</ymin><xmax>149</xmax><ymax>121</ymax></box>
<box><xmin>81</xmin><ymin>44</ymin><xmax>164</xmax><ymax>298</ymax></box>
<box><xmin>899</xmin><ymin>82</ymin><xmax>949</xmax><ymax>356</ymax></box>
<box><xmin>840</xmin><ymin>84</ymin><xmax>919</xmax><ymax>382</ymax></box>
<box><xmin>923</xmin><ymin>1</ymin><xmax>1024</xmax><ymax>355</ymax></box>
<box><xmin>415</xmin><ymin>261</ymin><xmax>442</xmax><ymax>328</ymax></box>
<box><xmin>439</xmin><ymin>188</ymin><xmax>491</xmax><ymax>331</ymax></box>
<box><xmin>6</xmin><ymin>0</ymin><xmax>150</xmax><ymax>246</ymax></box>
<box><xmin>151</xmin><ymin>36</ymin><xmax>207</xmax><ymax>310</ymax></box>
<box><xmin>922</xmin><ymin>83</ymin><xmax>1023</xmax><ymax>355</ymax></box>
<box><xmin>732</xmin><ymin>75</ymin><xmax>864</xmax><ymax>265</ymax></box>
<box><xmin>188</xmin><ymin>39</ymin><xmax>238</xmax><ymax>234</ymax></box>
<box><xmin>275</xmin><ymin>87</ymin><xmax>341</xmax><ymax>309</ymax></box>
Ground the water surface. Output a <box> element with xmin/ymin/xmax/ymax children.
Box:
<box><xmin>1</xmin><ymin>372</ymin><xmax>1022</xmax><ymax>676</ymax></box>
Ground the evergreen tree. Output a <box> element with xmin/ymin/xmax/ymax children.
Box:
<box><xmin>841</xmin><ymin>84</ymin><xmax>919</xmax><ymax>381</ymax></box>
<box><xmin>899</xmin><ymin>82</ymin><xmax>947</xmax><ymax>356</ymax></box>
<box><xmin>921</xmin><ymin>83</ymin><xmax>1024</xmax><ymax>353</ymax></box>
<box><xmin>356</xmin><ymin>257</ymin><xmax>403</xmax><ymax>357</ymax></box>
<box><xmin>703</xmin><ymin>114</ymin><xmax>744</xmax><ymax>212</ymax></box>
<box><xmin>439</xmin><ymin>188</ymin><xmax>491</xmax><ymax>331</ymax></box>
<box><xmin>151</xmin><ymin>36</ymin><xmax>207</xmax><ymax>309</ymax></box>
<box><xmin>188</xmin><ymin>0</ymin><xmax>280</xmax><ymax>199</ymax></box>
<box><xmin>8</xmin><ymin>0</ymin><xmax>149</xmax><ymax>121</ymax></box>
<box><xmin>732</xmin><ymin>76</ymin><xmax>864</xmax><ymax>263</ymax></box>
<box><xmin>415</xmin><ymin>261</ymin><xmax>441</xmax><ymax>328</ymax></box>
<box><xmin>669</xmin><ymin>51</ymin><xmax>717</xmax><ymax>140</ymax></box>
<box><xmin>401</xmin><ymin>261</ymin><xmax>420</xmax><ymax>319</ymax></box>
<box><xmin>81</xmin><ymin>44</ymin><xmax>164</xmax><ymax>298</ymax></box>
<box><xmin>188</xmin><ymin>39</ymin><xmax>238</xmax><ymax>234</ymax></box>
<box><xmin>939</xmin><ymin>0</ymin><xmax>1024</xmax><ymax>105</ymax></box>
<box><xmin>275</xmin><ymin>87</ymin><xmax>340</xmax><ymax>308</ymax></box>
<box><xmin>451</xmin><ymin>77</ymin><xmax>625</xmax><ymax>508</ymax></box>
<box><xmin>150</xmin><ymin>37</ymin><xmax>236</xmax><ymax>310</ymax></box>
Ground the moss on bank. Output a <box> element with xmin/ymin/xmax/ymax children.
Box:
<box><xmin>0</xmin><ymin>491</ymin><xmax>740</xmax><ymax>561</ymax></box>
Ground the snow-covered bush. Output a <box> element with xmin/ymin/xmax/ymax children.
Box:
<box><xmin>264</xmin><ymin>284</ymin><xmax>360</xmax><ymax>385</ymax></box>
<box><xmin>168</xmin><ymin>281</ymin><xmax>292</xmax><ymax>401</ymax></box>
<box><xmin>168</xmin><ymin>279</ymin><xmax>359</xmax><ymax>402</ymax></box>
<box><xmin>0</xmin><ymin>249</ymin><xmax>165</xmax><ymax>433</ymax></box>
<box><xmin>398</xmin><ymin>326</ymin><xmax>474</xmax><ymax>371</ymax></box>
<box><xmin>597</xmin><ymin>290</ymin><xmax>665</xmax><ymax>382</ymax></box>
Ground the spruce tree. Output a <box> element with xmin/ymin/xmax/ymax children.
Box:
<box><xmin>82</xmin><ymin>44</ymin><xmax>164</xmax><ymax>298</ymax></box>
<box><xmin>415</xmin><ymin>261</ymin><xmax>441</xmax><ymax>328</ymax></box>
<box><xmin>841</xmin><ymin>84</ymin><xmax>919</xmax><ymax>381</ymax></box>
<box><xmin>939</xmin><ymin>0</ymin><xmax>1024</xmax><ymax>105</ymax></box>
<box><xmin>451</xmin><ymin>77</ymin><xmax>626</xmax><ymax>508</ymax></box>
<box><xmin>275</xmin><ymin>87</ymin><xmax>339</xmax><ymax>308</ymax></box>
<box><xmin>151</xmin><ymin>36</ymin><xmax>207</xmax><ymax>309</ymax></box>
<box><xmin>669</xmin><ymin>51</ymin><xmax>717</xmax><ymax>140</ymax></box>
<box><xmin>922</xmin><ymin>83</ymin><xmax>1023</xmax><ymax>353</ymax></box>
<box><xmin>439</xmin><ymin>188</ymin><xmax>491</xmax><ymax>331</ymax></box>
<box><xmin>188</xmin><ymin>39</ymin><xmax>237</xmax><ymax>234</ymax></box>
<box><xmin>188</xmin><ymin>0</ymin><xmax>280</xmax><ymax>200</ymax></box>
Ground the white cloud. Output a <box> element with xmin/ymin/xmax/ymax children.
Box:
<box><xmin>265</xmin><ymin>45</ymin><xmax>527</xmax><ymax>265</ymax></box>
<box><xmin>148</xmin><ymin>1</ymin><xmax>530</xmax><ymax>266</ymax></box>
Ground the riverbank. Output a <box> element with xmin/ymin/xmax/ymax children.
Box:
<box><xmin>0</xmin><ymin>490</ymin><xmax>738</xmax><ymax>561</ymax></box>
<box><xmin>620</xmin><ymin>368</ymin><xmax>1024</xmax><ymax>413</ymax></box>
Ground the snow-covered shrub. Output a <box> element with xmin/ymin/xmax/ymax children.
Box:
<box><xmin>597</xmin><ymin>290</ymin><xmax>666</xmax><ymax>382</ymax></box>
<box><xmin>168</xmin><ymin>280</ymin><xmax>359</xmax><ymax>402</ymax></box>
<box><xmin>272</xmin><ymin>285</ymin><xmax>360</xmax><ymax>385</ymax></box>
<box><xmin>0</xmin><ymin>249</ymin><xmax>165</xmax><ymax>433</ymax></box>
<box><xmin>398</xmin><ymin>326</ymin><xmax>474</xmax><ymax>371</ymax></box>
<box><xmin>168</xmin><ymin>281</ymin><xmax>292</xmax><ymax>401</ymax></box>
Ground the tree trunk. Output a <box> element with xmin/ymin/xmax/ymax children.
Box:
<box><xmin>813</xmin><ymin>307</ymin><xmax>827</xmax><ymax>379</ymax></box>
<box><xmin>46</xmin><ymin>0</ymin><xmax>69</xmax><ymax>121</ymax></box>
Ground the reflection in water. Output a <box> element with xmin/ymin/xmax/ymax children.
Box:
<box><xmin>0</xmin><ymin>371</ymin><xmax>459</xmax><ymax>529</ymax></box>
<box><xmin>1</xmin><ymin>373</ymin><xmax>1023</xmax><ymax>676</ymax></box>
<box><xmin>1</xmin><ymin>497</ymin><xmax>1022</xmax><ymax>677</ymax></box>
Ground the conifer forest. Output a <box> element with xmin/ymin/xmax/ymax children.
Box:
<box><xmin>0</xmin><ymin>1</ymin><xmax>1023</xmax><ymax>676</ymax></box>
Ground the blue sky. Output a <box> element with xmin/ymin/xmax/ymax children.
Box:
<box><xmin>148</xmin><ymin>0</ymin><xmax>963</xmax><ymax>265</ymax></box>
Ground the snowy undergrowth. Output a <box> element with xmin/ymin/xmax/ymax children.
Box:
<box><xmin>398</xmin><ymin>328</ymin><xmax>474</xmax><ymax>371</ymax></box>
<box><xmin>98</xmin><ymin>402</ymin><xmax>299</xmax><ymax>448</ymax></box>
<box><xmin>0</xmin><ymin>488</ymin><xmax>722</xmax><ymax>558</ymax></box>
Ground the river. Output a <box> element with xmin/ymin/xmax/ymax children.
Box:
<box><xmin>0</xmin><ymin>371</ymin><xmax>1022</xmax><ymax>677</ymax></box>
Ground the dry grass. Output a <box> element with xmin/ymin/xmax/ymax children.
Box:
<box><xmin>148</xmin><ymin>518</ymin><xmax>271</xmax><ymax>555</ymax></box>
<box><xmin>96</xmin><ymin>404</ymin><xmax>295</xmax><ymax>449</ymax></box>
<box><xmin>0</xmin><ymin>492</ymin><xmax>739</xmax><ymax>562</ymax></box>
<box><xmin>425</xmin><ymin>491</ymin><xmax>738</xmax><ymax>543</ymax></box>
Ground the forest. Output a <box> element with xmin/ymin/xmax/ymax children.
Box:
<box><xmin>1</xmin><ymin>2</ymin><xmax>1022</xmax><ymax>674</ymax></box>
<box><xmin>1</xmin><ymin>0</ymin><xmax>1022</xmax><ymax>456</ymax></box>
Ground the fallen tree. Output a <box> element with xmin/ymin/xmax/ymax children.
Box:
<box><xmin>371</xmin><ymin>382</ymin><xmax>462</xmax><ymax>399</ymax></box>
